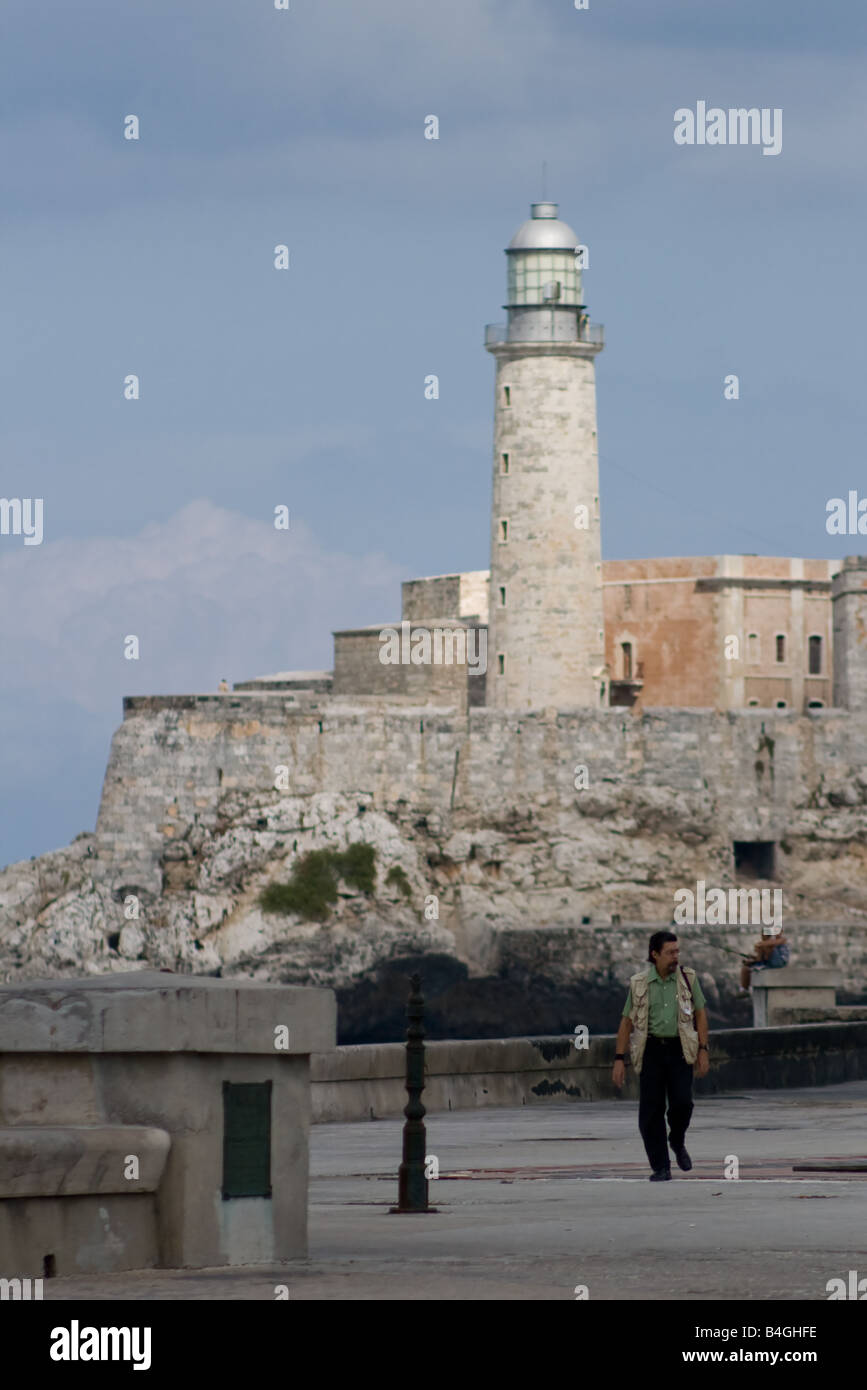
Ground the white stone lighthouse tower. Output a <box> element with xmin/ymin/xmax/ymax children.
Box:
<box><xmin>485</xmin><ymin>201</ymin><xmax>607</xmax><ymax>709</ymax></box>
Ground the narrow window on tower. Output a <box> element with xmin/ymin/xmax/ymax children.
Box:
<box><xmin>499</xmin><ymin>587</ymin><xmax>506</xmax><ymax>606</ymax></box>
<box><xmin>621</xmin><ymin>642</ymin><xmax>633</xmax><ymax>680</ymax></box>
<box><xmin>808</xmin><ymin>635</ymin><xmax>822</xmax><ymax>674</ymax></box>
<box><xmin>497</xmin><ymin>654</ymin><xmax>505</xmax><ymax>676</ymax></box>
<box><xmin>501</xmin><ymin>453</ymin><xmax>509</xmax><ymax>474</ymax></box>
<box><xmin>747</xmin><ymin>633</ymin><xmax>759</xmax><ymax>664</ymax></box>
<box><xmin>503</xmin><ymin>385</ymin><xmax>511</xmax><ymax>407</ymax></box>
<box><xmin>500</xmin><ymin>519</ymin><xmax>508</xmax><ymax>543</ymax></box>
<box><xmin>775</xmin><ymin>634</ymin><xmax>786</xmax><ymax>663</ymax></box>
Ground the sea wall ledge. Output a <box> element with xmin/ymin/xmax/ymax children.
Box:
<box><xmin>118</xmin><ymin>696</ymin><xmax>854</xmax><ymax>744</ymax></box>
<box><xmin>122</xmin><ymin>694</ymin><xmax>326</xmax><ymax>717</ymax></box>
<box><xmin>0</xmin><ymin>973</ymin><xmax>336</xmax><ymax>1053</ymax></box>
<box><xmin>310</xmin><ymin>1021</ymin><xmax>867</xmax><ymax>1122</ymax></box>
<box><xmin>121</xmin><ymin>694</ymin><xmax>466</xmax><ymax>722</ymax></box>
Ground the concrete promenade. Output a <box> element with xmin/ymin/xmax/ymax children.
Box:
<box><xmin>44</xmin><ymin>1079</ymin><xmax>867</xmax><ymax>1300</ymax></box>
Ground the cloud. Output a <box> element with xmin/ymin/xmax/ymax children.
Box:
<box><xmin>0</xmin><ymin>497</ymin><xmax>406</xmax><ymax>865</ymax></box>
<box><xmin>0</xmin><ymin>498</ymin><xmax>404</xmax><ymax>712</ymax></box>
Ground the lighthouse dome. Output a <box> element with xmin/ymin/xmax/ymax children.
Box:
<box><xmin>507</xmin><ymin>202</ymin><xmax>579</xmax><ymax>251</ymax></box>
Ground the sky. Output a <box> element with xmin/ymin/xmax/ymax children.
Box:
<box><xmin>2</xmin><ymin>0</ymin><xmax>866</xmax><ymax>867</ymax></box>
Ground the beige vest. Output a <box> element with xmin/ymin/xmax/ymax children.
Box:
<box><xmin>628</xmin><ymin>964</ymin><xmax>700</xmax><ymax>1075</ymax></box>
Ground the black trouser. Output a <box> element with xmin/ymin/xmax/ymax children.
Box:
<box><xmin>638</xmin><ymin>1035</ymin><xmax>694</xmax><ymax>1171</ymax></box>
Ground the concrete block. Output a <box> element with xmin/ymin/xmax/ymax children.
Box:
<box><xmin>751</xmin><ymin>968</ymin><xmax>841</xmax><ymax>1026</ymax></box>
<box><xmin>0</xmin><ymin>971</ymin><xmax>336</xmax><ymax>1274</ymax></box>
<box><xmin>0</xmin><ymin>1194</ymin><xmax>160</xmax><ymax>1277</ymax></box>
<box><xmin>754</xmin><ymin>968</ymin><xmax>842</xmax><ymax>988</ymax></box>
<box><xmin>0</xmin><ymin>971</ymin><xmax>336</xmax><ymax>1055</ymax></box>
<box><xmin>0</xmin><ymin>1125</ymin><xmax>170</xmax><ymax>1198</ymax></box>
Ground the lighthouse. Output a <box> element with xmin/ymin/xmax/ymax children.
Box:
<box><xmin>485</xmin><ymin>201</ymin><xmax>607</xmax><ymax>709</ymax></box>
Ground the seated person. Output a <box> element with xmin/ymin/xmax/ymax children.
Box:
<box><xmin>739</xmin><ymin>929</ymin><xmax>789</xmax><ymax>991</ymax></box>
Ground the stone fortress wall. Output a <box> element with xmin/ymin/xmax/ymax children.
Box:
<box><xmin>3</xmin><ymin>689</ymin><xmax>866</xmax><ymax>1017</ymax></box>
<box><xmin>93</xmin><ymin>696</ymin><xmax>867</xmax><ymax>905</ymax></box>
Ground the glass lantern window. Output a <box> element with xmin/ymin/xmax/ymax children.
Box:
<box><xmin>508</xmin><ymin>251</ymin><xmax>582</xmax><ymax>305</ymax></box>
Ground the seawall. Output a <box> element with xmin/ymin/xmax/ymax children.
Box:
<box><xmin>310</xmin><ymin>1022</ymin><xmax>867</xmax><ymax>1122</ymax></box>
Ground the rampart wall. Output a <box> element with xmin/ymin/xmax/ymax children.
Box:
<box><xmin>3</xmin><ymin>696</ymin><xmax>866</xmax><ymax>1031</ymax></box>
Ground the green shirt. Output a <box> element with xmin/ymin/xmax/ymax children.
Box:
<box><xmin>622</xmin><ymin>964</ymin><xmax>706</xmax><ymax>1038</ymax></box>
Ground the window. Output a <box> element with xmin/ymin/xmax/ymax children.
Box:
<box><xmin>500</xmin><ymin>519</ymin><xmax>508</xmax><ymax>542</ymax></box>
<box><xmin>508</xmin><ymin>251</ymin><xmax>580</xmax><ymax>307</ymax></box>
<box><xmin>734</xmin><ymin>841</ymin><xmax>776</xmax><ymax>880</ymax></box>
<box><xmin>501</xmin><ymin>452</ymin><xmax>509</xmax><ymax>474</ymax></box>
<box><xmin>747</xmin><ymin>699</ymin><xmax>759</xmax><ymax>706</ymax></box>
<box><xmin>499</xmin><ymin>586</ymin><xmax>506</xmax><ymax>606</ymax></box>
<box><xmin>775</xmin><ymin>700</ymin><xmax>787</xmax><ymax>709</ymax></box>
<box><xmin>497</xmin><ymin>654</ymin><xmax>505</xmax><ymax>676</ymax></box>
<box><xmin>775</xmin><ymin>634</ymin><xmax>786</xmax><ymax>663</ymax></box>
<box><xmin>621</xmin><ymin>641</ymin><xmax>633</xmax><ymax>680</ymax></box>
<box><xmin>503</xmin><ymin>385</ymin><xmax>511</xmax><ymax>407</ymax></box>
<box><xmin>747</xmin><ymin>633</ymin><xmax>759</xmax><ymax>664</ymax></box>
<box><xmin>807</xmin><ymin>700</ymin><xmax>824</xmax><ymax>709</ymax></box>
<box><xmin>808</xmin><ymin>635</ymin><xmax>822</xmax><ymax>675</ymax></box>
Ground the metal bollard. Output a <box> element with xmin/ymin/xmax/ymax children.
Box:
<box><xmin>391</xmin><ymin>972</ymin><xmax>435</xmax><ymax>1213</ymax></box>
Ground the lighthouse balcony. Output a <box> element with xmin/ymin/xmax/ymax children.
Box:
<box><xmin>485</xmin><ymin>320</ymin><xmax>604</xmax><ymax>347</ymax></box>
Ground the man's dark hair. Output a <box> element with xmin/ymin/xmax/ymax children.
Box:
<box><xmin>648</xmin><ymin>930</ymin><xmax>677</xmax><ymax>962</ymax></box>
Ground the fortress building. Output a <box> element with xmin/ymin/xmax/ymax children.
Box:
<box><xmin>241</xmin><ymin>201</ymin><xmax>844</xmax><ymax>715</ymax></box>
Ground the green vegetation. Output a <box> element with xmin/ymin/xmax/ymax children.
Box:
<box><xmin>259</xmin><ymin>843</ymin><xmax>376</xmax><ymax>922</ymax></box>
<box><xmin>385</xmin><ymin>865</ymin><xmax>413</xmax><ymax>899</ymax></box>
<box><xmin>338</xmin><ymin>841</ymin><xmax>377</xmax><ymax>894</ymax></box>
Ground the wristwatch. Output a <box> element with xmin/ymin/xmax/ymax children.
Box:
<box><xmin>615</xmin><ymin>1052</ymin><xmax>626</xmax><ymax>1061</ymax></box>
<box><xmin>698</xmin><ymin>1045</ymin><xmax>708</xmax><ymax>1052</ymax></box>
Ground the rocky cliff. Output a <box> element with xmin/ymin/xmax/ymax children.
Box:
<box><xmin>2</xmin><ymin>695</ymin><xmax>866</xmax><ymax>1041</ymax></box>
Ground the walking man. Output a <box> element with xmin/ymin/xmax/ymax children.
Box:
<box><xmin>611</xmin><ymin>931</ymin><xmax>710</xmax><ymax>1180</ymax></box>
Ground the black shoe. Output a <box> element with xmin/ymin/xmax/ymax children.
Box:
<box><xmin>649</xmin><ymin>1167</ymin><xmax>672</xmax><ymax>1181</ymax></box>
<box><xmin>670</xmin><ymin>1143</ymin><xmax>692</xmax><ymax>1171</ymax></box>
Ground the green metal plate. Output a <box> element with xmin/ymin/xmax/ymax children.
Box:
<box><xmin>222</xmin><ymin>1081</ymin><xmax>272</xmax><ymax>1199</ymax></box>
